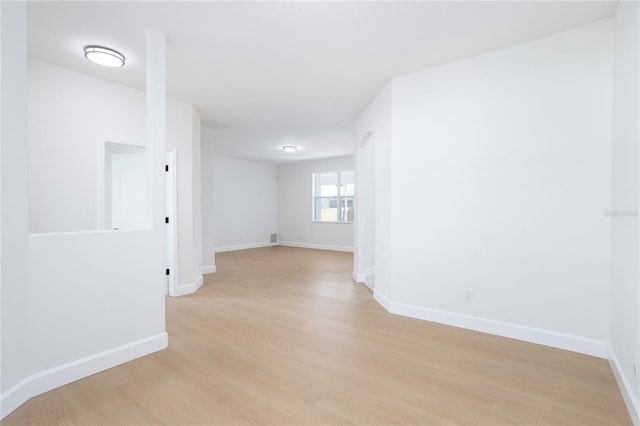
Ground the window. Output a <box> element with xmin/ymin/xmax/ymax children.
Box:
<box><xmin>313</xmin><ymin>170</ymin><xmax>354</xmax><ymax>223</ymax></box>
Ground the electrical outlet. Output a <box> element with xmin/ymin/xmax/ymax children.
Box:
<box><xmin>634</xmin><ymin>353</ymin><xmax>639</xmax><ymax>378</ymax></box>
<box><xmin>463</xmin><ymin>288</ymin><xmax>473</xmax><ymax>302</ymax></box>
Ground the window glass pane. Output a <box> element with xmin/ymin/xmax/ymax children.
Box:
<box><xmin>340</xmin><ymin>196</ymin><xmax>354</xmax><ymax>222</ymax></box>
<box><xmin>315</xmin><ymin>172</ymin><xmax>338</xmax><ymax>197</ymax></box>
<box><xmin>340</xmin><ymin>171</ymin><xmax>354</xmax><ymax>196</ymax></box>
<box><xmin>312</xmin><ymin>171</ymin><xmax>354</xmax><ymax>222</ymax></box>
<box><xmin>315</xmin><ymin>197</ymin><xmax>338</xmax><ymax>221</ymax></box>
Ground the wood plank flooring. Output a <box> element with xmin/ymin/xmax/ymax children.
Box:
<box><xmin>3</xmin><ymin>246</ymin><xmax>631</xmax><ymax>425</ymax></box>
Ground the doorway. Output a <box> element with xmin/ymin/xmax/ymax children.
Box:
<box><xmin>165</xmin><ymin>150</ymin><xmax>178</xmax><ymax>296</ymax></box>
<box><xmin>104</xmin><ymin>142</ymin><xmax>147</xmax><ymax>231</ymax></box>
<box><xmin>356</xmin><ymin>132</ymin><xmax>376</xmax><ymax>290</ymax></box>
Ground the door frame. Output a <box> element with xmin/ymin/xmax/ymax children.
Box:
<box><xmin>165</xmin><ymin>149</ymin><xmax>178</xmax><ymax>296</ymax></box>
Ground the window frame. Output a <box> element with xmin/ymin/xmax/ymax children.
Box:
<box><xmin>311</xmin><ymin>170</ymin><xmax>354</xmax><ymax>224</ymax></box>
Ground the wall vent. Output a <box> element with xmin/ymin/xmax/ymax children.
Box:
<box><xmin>270</xmin><ymin>233</ymin><xmax>277</xmax><ymax>244</ymax></box>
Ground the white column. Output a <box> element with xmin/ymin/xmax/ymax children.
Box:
<box><xmin>146</xmin><ymin>30</ymin><xmax>169</xmax><ymax>296</ymax></box>
<box><xmin>0</xmin><ymin>0</ymin><xmax>31</xmax><ymax>419</ymax></box>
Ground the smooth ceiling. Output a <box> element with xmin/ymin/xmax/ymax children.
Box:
<box><xmin>27</xmin><ymin>1</ymin><xmax>617</xmax><ymax>163</ymax></box>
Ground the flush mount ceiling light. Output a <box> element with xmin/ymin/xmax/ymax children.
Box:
<box><xmin>84</xmin><ymin>46</ymin><xmax>125</xmax><ymax>67</ymax></box>
<box><xmin>282</xmin><ymin>145</ymin><xmax>297</xmax><ymax>153</ymax></box>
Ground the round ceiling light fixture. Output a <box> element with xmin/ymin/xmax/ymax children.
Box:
<box><xmin>282</xmin><ymin>145</ymin><xmax>298</xmax><ymax>153</ymax></box>
<box><xmin>84</xmin><ymin>46</ymin><xmax>125</xmax><ymax>67</ymax></box>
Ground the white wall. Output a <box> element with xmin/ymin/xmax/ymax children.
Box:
<box><xmin>213</xmin><ymin>155</ymin><xmax>278</xmax><ymax>251</ymax></box>
<box><xmin>357</xmin><ymin>19</ymin><xmax>614</xmax><ymax>357</ymax></box>
<box><xmin>27</xmin><ymin>231</ymin><xmax>167</xmax><ymax>374</ymax></box>
<box><xmin>278</xmin><ymin>156</ymin><xmax>354</xmax><ymax>252</ymax></box>
<box><xmin>1</xmin><ymin>0</ymin><xmax>30</xmax><ymax>413</ymax></box>
<box><xmin>28</xmin><ymin>59</ymin><xmax>146</xmax><ymax>234</ymax></box>
<box><xmin>192</xmin><ymin>110</ymin><xmax>203</xmax><ymax>277</ymax></box>
<box><xmin>610</xmin><ymin>2</ymin><xmax>640</xmax><ymax>423</ymax></box>
<box><xmin>201</xmin><ymin>130</ymin><xmax>215</xmax><ymax>273</ymax></box>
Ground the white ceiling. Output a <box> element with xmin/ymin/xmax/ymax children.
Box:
<box><xmin>27</xmin><ymin>1</ymin><xmax>617</xmax><ymax>164</ymax></box>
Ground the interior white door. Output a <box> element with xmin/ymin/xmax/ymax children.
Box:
<box><xmin>111</xmin><ymin>153</ymin><xmax>147</xmax><ymax>230</ymax></box>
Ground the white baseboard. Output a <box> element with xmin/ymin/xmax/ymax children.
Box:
<box><xmin>373</xmin><ymin>289</ymin><xmax>392</xmax><ymax>311</ymax></box>
<box><xmin>363</xmin><ymin>268</ymin><xmax>375</xmax><ymax>291</ymax></box>
<box><xmin>278</xmin><ymin>241</ymin><xmax>353</xmax><ymax>253</ymax></box>
<box><xmin>176</xmin><ymin>276</ymin><xmax>203</xmax><ymax>296</ymax></box>
<box><xmin>0</xmin><ymin>332</ymin><xmax>168</xmax><ymax>420</ymax></box>
<box><xmin>353</xmin><ymin>267</ymin><xmax>375</xmax><ymax>283</ymax></box>
<box><xmin>215</xmin><ymin>242</ymin><xmax>353</xmax><ymax>254</ymax></box>
<box><xmin>215</xmin><ymin>242</ymin><xmax>275</xmax><ymax>253</ymax></box>
<box><xmin>354</xmin><ymin>268</ymin><xmax>375</xmax><ymax>291</ymax></box>
<box><xmin>609</xmin><ymin>344</ymin><xmax>640</xmax><ymax>425</ymax></box>
<box><xmin>387</xmin><ymin>301</ymin><xmax>607</xmax><ymax>358</ymax></box>
<box><xmin>201</xmin><ymin>265</ymin><xmax>216</xmax><ymax>274</ymax></box>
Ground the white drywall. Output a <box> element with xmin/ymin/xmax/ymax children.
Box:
<box><xmin>610</xmin><ymin>2</ymin><xmax>640</xmax><ymax>422</ymax></box>
<box><xmin>391</xmin><ymin>18</ymin><xmax>613</xmax><ymax>350</ymax></box>
<box><xmin>201</xmin><ymin>129</ymin><xmax>215</xmax><ymax>272</ymax></box>
<box><xmin>278</xmin><ymin>156</ymin><xmax>354</xmax><ymax>252</ymax></box>
<box><xmin>357</xmin><ymin>19</ymin><xmax>614</xmax><ymax>356</ymax></box>
<box><xmin>1</xmin><ymin>0</ymin><xmax>30</xmax><ymax>414</ymax></box>
<box><xmin>192</xmin><ymin>109</ymin><xmax>203</xmax><ymax>277</ymax></box>
<box><xmin>27</xmin><ymin>231</ymin><xmax>167</xmax><ymax>373</ymax></box>
<box><xmin>28</xmin><ymin>59</ymin><xmax>146</xmax><ymax>234</ymax></box>
<box><xmin>213</xmin><ymin>155</ymin><xmax>278</xmax><ymax>251</ymax></box>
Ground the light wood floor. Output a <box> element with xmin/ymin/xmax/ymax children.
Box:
<box><xmin>3</xmin><ymin>246</ymin><xmax>631</xmax><ymax>425</ymax></box>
